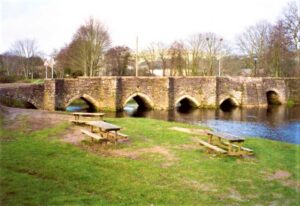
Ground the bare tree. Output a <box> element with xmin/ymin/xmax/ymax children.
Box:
<box><xmin>267</xmin><ymin>20</ymin><xmax>295</xmax><ymax>77</ymax></box>
<box><xmin>204</xmin><ymin>33</ymin><xmax>224</xmax><ymax>76</ymax></box>
<box><xmin>237</xmin><ymin>21</ymin><xmax>271</xmax><ymax>76</ymax></box>
<box><xmin>186</xmin><ymin>33</ymin><xmax>206</xmax><ymax>75</ymax></box>
<box><xmin>63</xmin><ymin>17</ymin><xmax>111</xmax><ymax>77</ymax></box>
<box><xmin>156</xmin><ymin>42</ymin><xmax>168</xmax><ymax>76</ymax></box>
<box><xmin>140</xmin><ymin>43</ymin><xmax>157</xmax><ymax>75</ymax></box>
<box><xmin>282</xmin><ymin>1</ymin><xmax>300</xmax><ymax>72</ymax></box>
<box><xmin>105</xmin><ymin>46</ymin><xmax>131</xmax><ymax>76</ymax></box>
<box><xmin>11</xmin><ymin>39</ymin><xmax>39</xmax><ymax>79</ymax></box>
<box><xmin>51</xmin><ymin>49</ymin><xmax>65</xmax><ymax>78</ymax></box>
<box><xmin>168</xmin><ymin>41</ymin><xmax>187</xmax><ymax>76</ymax></box>
<box><xmin>283</xmin><ymin>1</ymin><xmax>300</xmax><ymax>51</ymax></box>
<box><xmin>0</xmin><ymin>52</ymin><xmax>21</xmax><ymax>76</ymax></box>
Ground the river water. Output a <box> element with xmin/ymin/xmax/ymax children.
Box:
<box><xmin>66</xmin><ymin>104</ymin><xmax>300</xmax><ymax>145</ymax></box>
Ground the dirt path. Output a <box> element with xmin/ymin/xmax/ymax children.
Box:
<box><xmin>0</xmin><ymin>83</ymin><xmax>35</xmax><ymax>88</ymax></box>
<box><xmin>1</xmin><ymin>104</ymin><xmax>70</xmax><ymax>130</ymax></box>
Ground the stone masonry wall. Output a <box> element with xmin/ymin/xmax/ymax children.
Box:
<box><xmin>53</xmin><ymin>77</ymin><xmax>118</xmax><ymax>111</ymax></box>
<box><xmin>284</xmin><ymin>78</ymin><xmax>300</xmax><ymax>104</ymax></box>
<box><xmin>1</xmin><ymin>77</ymin><xmax>299</xmax><ymax>111</ymax></box>
<box><xmin>0</xmin><ymin>84</ymin><xmax>44</xmax><ymax>109</ymax></box>
<box><xmin>171</xmin><ymin>77</ymin><xmax>217</xmax><ymax>108</ymax></box>
<box><xmin>116</xmin><ymin>77</ymin><xmax>169</xmax><ymax>110</ymax></box>
<box><xmin>217</xmin><ymin>77</ymin><xmax>287</xmax><ymax>107</ymax></box>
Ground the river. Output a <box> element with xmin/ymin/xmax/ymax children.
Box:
<box><xmin>66</xmin><ymin>104</ymin><xmax>300</xmax><ymax>145</ymax></box>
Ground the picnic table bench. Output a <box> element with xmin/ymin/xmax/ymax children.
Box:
<box><xmin>198</xmin><ymin>131</ymin><xmax>253</xmax><ymax>156</ymax></box>
<box><xmin>81</xmin><ymin>129</ymin><xmax>108</xmax><ymax>142</ymax></box>
<box><xmin>70</xmin><ymin>112</ymin><xmax>105</xmax><ymax>124</ymax></box>
<box><xmin>82</xmin><ymin>121</ymin><xmax>128</xmax><ymax>143</ymax></box>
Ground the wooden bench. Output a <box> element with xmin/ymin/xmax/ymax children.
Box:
<box><xmin>69</xmin><ymin>120</ymin><xmax>90</xmax><ymax>124</ymax></box>
<box><xmin>72</xmin><ymin>112</ymin><xmax>105</xmax><ymax>124</ymax></box>
<box><xmin>81</xmin><ymin>129</ymin><xmax>107</xmax><ymax>142</ymax></box>
<box><xmin>206</xmin><ymin>131</ymin><xmax>253</xmax><ymax>156</ymax></box>
<box><xmin>85</xmin><ymin>121</ymin><xmax>122</xmax><ymax>143</ymax></box>
<box><xmin>221</xmin><ymin>141</ymin><xmax>253</xmax><ymax>153</ymax></box>
<box><xmin>197</xmin><ymin>139</ymin><xmax>227</xmax><ymax>154</ymax></box>
<box><xmin>108</xmin><ymin>131</ymin><xmax>128</xmax><ymax>140</ymax></box>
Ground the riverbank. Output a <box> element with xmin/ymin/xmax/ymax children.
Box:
<box><xmin>0</xmin><ymin>106</ymin><xmax>299</xmax><ymax>205</ymax></box>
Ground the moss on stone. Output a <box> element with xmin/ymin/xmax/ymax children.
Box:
<box><xmin>287</xmin><ymin>100</ymin><xmax>295</xmax><ymax>107</ymax></box>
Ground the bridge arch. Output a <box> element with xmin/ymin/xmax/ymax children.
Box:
<box><xmin>0</xmin><ymin>95</ymin><xmax>39</xmax><ymax>109</ymax></box>
<box><xmin>266</xmin><ymin>89</ymin><xmax>282</xmax><ymax>105</ymax></box>
<box><xmin>19</xmin><ymin>98</ymin><xmax>39</xmax><ymax>109</ymax></box>
<box><xmin>219</xmin><ymin>96</ymin><xmax>239</xmax><ymax>111</ymax></box>
<box><xmin>175</xmin><ymin>95</ymin><xmax>200</xmax><ymax>108</ymax></box>
<box><xmin>65</xmin><ymin>94</ymin><xmax>100</xmax><ymax>111</ymax></box>
<box><xmin>123</xmin><ymin>93</ymin><xmax>154</xmax><ymax>109</ymax></box>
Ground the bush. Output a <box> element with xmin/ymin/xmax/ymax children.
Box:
<box><xmin>71</xmin><ymin>70</ymin><xmax>84</xmax><ymax>78</ymax></box>
<box><xmin>0</xmin><ymin>75</ymin><xmax>19</xmax><ymax>83</ymax></box>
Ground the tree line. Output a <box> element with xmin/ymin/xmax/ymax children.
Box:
<box><xmin>0</xmin><ymin>1</ymin><xmax>299</xmax><ymax>82</ymax></box>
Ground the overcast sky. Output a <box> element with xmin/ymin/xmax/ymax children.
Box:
<box><xmin>0</xmin><ymin>0</ymin><xmax>295</xmax><ymax>55</ymax></box>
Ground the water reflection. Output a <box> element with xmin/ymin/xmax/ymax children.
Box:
<box><xmin>66</xmin><ymin>103</ymin><xmax>300</xmax><ymax>144</ymax></box>
<box><xmin>117</xmin><ymin>104</ymin><xmax>300</xmax><ymax>144</ymax></box>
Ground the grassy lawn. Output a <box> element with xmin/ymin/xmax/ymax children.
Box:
<box><xmin>0</xmin><ymin>114</ymin><xmax>299</xmax><ymax>205</ymax></box>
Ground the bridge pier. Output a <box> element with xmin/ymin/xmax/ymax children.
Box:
<box><xmin>43</xmin><ymin>80</ymin><xmax>57</xmax><ymax>111</ymax></box>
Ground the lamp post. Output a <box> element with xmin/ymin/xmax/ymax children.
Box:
<box><xmin>49</xmin><ymin>58</ymin><xmax>55</xmax><ymax>79</ymax></box>
<box><xmin>253</xmin><ymin>56</ymin><xmax>258</xmax><ymax>77</ymax></box>
<box><xmin>43</xmin><ymin>60</ymin><xmax>49</xmax><ymax>79</ymax></box>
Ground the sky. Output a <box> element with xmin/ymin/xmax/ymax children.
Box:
<box><xmin>0</xmin><ymin>0</ymin><xmax>296</xmax><ymax>56</ymax></box>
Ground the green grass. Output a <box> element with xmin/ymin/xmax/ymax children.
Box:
<box><xmin>0</xmin><ymin>116</ymin><xmax>299</xmax><ymax>205</ymax></box>
<box><xmin>17</xmin><ymin>79</ymin><xmax>44</xmax><ymax>84</ymax></box>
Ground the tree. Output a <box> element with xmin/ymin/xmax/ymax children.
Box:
<box><xmin>140</xmin><ymin>43</ymin><xmax>157</xmax><ymax>75</ymax></box>
<box><xmin>0</xmin><ymin>52</ymin><xmax>22</xmax><ymax>76</ymax></box>
<box><xmin>105</xmin><ymin>46</ymin><xmax>131</xmax><ymax>76</ymax></box>
<box><xmin>237</xmin><ymin>21</ymin><xmax>271</xmax><ymax>76</ymax></box>
<box><xmin>10</xmin><ymin>39</ymin><xmax>40</xmax><ymax>79</ymax></box>
<box><xmin>168</xmin><ymin>41</ymin><xmax>187</xmax><ymax>76</ymax></box>
<box><xmin>204</xmin><ymin>33</ymin><xmax>224</xmax><ymax>76</ymax></box>
<box><xmin>59</xmin><ymin>17</ymin><xmax>111</xmax><ymax>77</ymax></box>
<box><xmin>52</xmin><ymin>49</ymin><xmax>66</xmax><ymax>78</ymax></box>
<box><xmin>282</xmin><ymin>1</ymin><xmax>300</xmax><ymax>75</ymax></box>
<box><xmin>283</xmin><ymin>1</ymin><xmax>300</xmax><ymax>51</ymax></box>
<box><xmin>156</xmin><ymin>42</ymin><xmax>168</xmax><ymax>76</ymax></box>
<box><xmin>186</xmin><ymin>33</ymin><xmax>206</xmax><ymax>75</ymax></box>
<box><xmin>267</xmin><ymin>20</ymin><xmax>295</xmax><ymax>77</ymax></box>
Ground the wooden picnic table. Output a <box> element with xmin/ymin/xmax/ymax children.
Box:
<box><xmin>72</xmin><ymin>112</ymin><xmax>105</xmax><ymax>121</ymax></box>
<box><xmin>205</xmin><ymin>131</ymin><xmax>252</xmax><ymax>156</ymax></box>
<box><xmin>85</xmin><ymin>121</ymin><xmax>121</xmax><ymax>142</ymax></box>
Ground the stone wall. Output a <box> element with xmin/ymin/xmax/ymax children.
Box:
<box><xmin>217</xmin><ymin>77</ymin><xmax>288</xmax><ymax>107</ymax></box>
<box><xmin>262</xmin><ymin>78</ymin><xmax>287</xmax><ymax>104</ymax></box>
<box><xmin>0</xmin><ymin>84</ymin><xmax>44</xmax><ymax>109</ymax></box>
<box><xmin>171</xmin><ymin>77</ymin><xmax>217</xmax><ymax>108</ymax></box>
<box><xmin>117</xmin><ymin>77</ymin><xmax>169</xmax><ymax>110</ymax></box>
<box><xmin>284</xmin><ymin>78</ymin><xmax>300</xmax><ymax>104</ymax></box>
<box><xmin>1</xmin><ymin>77</ymin><xmax>299</xmax><ymax>111</ymax></box>
<box><xmin>217</xmin><ymin>77</ymin><xmax>269</xmax><ymax>107</ymax></box>
<box><xmin>44</xmin><ymin>77</ymin><xmax>118</xmax><ymax>111</ymax></box>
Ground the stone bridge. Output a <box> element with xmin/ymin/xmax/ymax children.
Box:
<box><xmin>0</xmin><ymin>77</ymin><xmax>299</xmax><ymax>111</ymax></box>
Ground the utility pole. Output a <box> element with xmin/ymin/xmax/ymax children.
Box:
<box><xmin>218</xmin><ymin>38</ymin><xmax>223</xmax><ymax>77</ymax></box>
<box><xmin>218</xmin><ymin>58</ymin><xmax>221</xmax><ymax>77</ymax></box>
<box><xmin>135</xmin><ymin>36</ymin><xmax>139</xmax><ymax>77</ymax></box>
<box><xmin>254</xmin><ymin>57</ymin><xmax>258</xmax><ymax>77</ymax></box>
